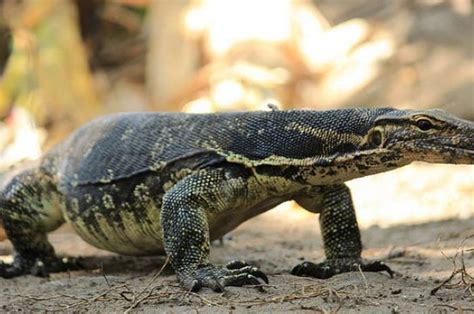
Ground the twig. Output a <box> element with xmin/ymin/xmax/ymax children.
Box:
<box><xmin>187</xmin><ymin>292</ymin><xmax>226</xmax><ymax>308</ymax></box>
<box><xmin>431</xmin><ymin>234</ymin><xmax>474</xmax><ymax>296</ymax></box>
<box><xmin>101</xmin><ymin>263</ymin><xmax>111</xmax><ymax>288</ymax></box>
<box><xmin>357</xmin><ymin>264</ymin><xmax>369</xmax><ymax>290</ymax></box>
<box><xmin>58</xmin><ymin>283</ymin><xmax>129</xmax><ymax>310</ymax></box>
<box><xmin>430</xmin><ymin>269</ymin><xmax>462</xmax><ymax>296</ymax></box>
<box><xmin>430</xmin><ymin>303</ymin><xmax>474</xmax><ymax>312</ymax></box>
<box><xmin>123</xmin><ymin>256</ymin><xmax>169</xmax><ymax>313</ymax></box>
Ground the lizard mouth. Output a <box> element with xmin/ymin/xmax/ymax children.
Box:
<box><xmin>442</xmin><ymin>145</ymin><xmax>474</xmax><ymax>162</ymax></box>
<box><xmin>414</xmin><ymin>143</ymin><xmax>474</xmax><ymax>164</ymax></box>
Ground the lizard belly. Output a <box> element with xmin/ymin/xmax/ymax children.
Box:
<box><xmin>65</xmin><ymin>201</ymin><xmax>165</xmax><ymax>256</ymax></box>
<box><xmin>62</xmin><ymin>176</ymin><xmax>166</xmax><ymax>256</ymax></box>
<box><xmin>207</xmin><ymin>196</ymin><xmax>288</xmax><ymax>241</ymax></box>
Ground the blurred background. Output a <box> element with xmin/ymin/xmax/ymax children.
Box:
<box><xmin>0</xmin><ymin>0</ymin><xmax>472</xmax><ymax>228</ymax></box>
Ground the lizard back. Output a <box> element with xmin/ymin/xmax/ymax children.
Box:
<box><xmin>51</xmin><ymin>108</ymin><xmax>396</xmax><ymax>187</ymax></box>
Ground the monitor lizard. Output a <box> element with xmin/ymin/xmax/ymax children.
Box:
<box><xmin>0</xmin><ymin>107</ymin><xmax>472</xmax><ymax>292</ymax></box>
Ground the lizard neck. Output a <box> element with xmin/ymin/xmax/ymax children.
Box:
<box><xmin>252</xmin><ymin>147</ymin><xmax>411</xmax><ymax>190</ymax></box>
<box><xmin>302</xmin><ymin>148</ymin><xmax>412</xmax><ymax>185</ymax></box>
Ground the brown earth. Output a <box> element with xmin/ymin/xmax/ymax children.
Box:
<box><xmin>0</xmin><ymin>208</ymin><xmax>472</xmax><ymax>313</ymax></box>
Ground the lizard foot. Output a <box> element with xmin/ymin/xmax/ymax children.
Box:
<box><xmin>0</xmin><ymin>255</ymin><xmax>84</xmax><ymax>278</ymax></box>
<box><xmin>291</xmin><ymin>258</ymin><xmax>393</xmax><ymax>279</ymax></box>
<box><xmin>180</xmin><ymin>262</ymin><xmax>269</xmax><ymax>292</ymax></box>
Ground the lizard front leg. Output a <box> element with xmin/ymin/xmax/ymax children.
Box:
<box><xmin>161</xmin><ymin>167</ymin><xmax>268</xmax><ymax>292</ymax></box>
<box><xmin>291</xmin><ymin>184</ymin><xmax>393</xmax><ymax>278</ymax></box>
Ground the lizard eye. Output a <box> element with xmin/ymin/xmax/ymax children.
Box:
<box><xmin>416</xmin><ymin>118</ymin><xmax>433</xmax><ymax>131</ymax></box>
<box><xmin>368</xmin><ymin>129</ymin><xmax>383</xmax><ymax>147</ymax></box>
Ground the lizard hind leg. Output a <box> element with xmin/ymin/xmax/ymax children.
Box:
<box><xmin>0</xmin><ymin>227</ymin><xmax>83</xmax><ymax>278</ymax></box>
<box><xmin>292</xmin><ymin>184</ymin><xmax>393</xmax><ymax>279</ymax></box>
<box><xmin>0</xmin><ymin>169</ymin><xmax>83</xmax><ymax>278</ymax></box>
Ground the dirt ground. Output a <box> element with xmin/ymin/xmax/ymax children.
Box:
<box><xmin>0</xmin><ymin>208</ymin><xmax>472</xmax><ymax>313</ymax></box>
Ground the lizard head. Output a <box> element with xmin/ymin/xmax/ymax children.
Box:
<box><xmin>362</xmin><ymin>109</ymin><xmax>474</xmax><ymax>164</ymax></box>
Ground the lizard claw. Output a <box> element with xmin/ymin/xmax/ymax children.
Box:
<box><xmin>228</xmin><ymin>265</ymin><xmax>269</xmax><ymax>284</ymax></box>
<box><xmin>359</xmin><ymin>260</ymin><xmax>394</xmax><ymax>277</ymax></box>
<box><xmin>291</xmin><ymin>258</ymin><xmax>393</xmax><ymax>279</ymax></box>
<box><xmin>224</xmin><ymin>260</ymin><xmax>268</xmax><ymax>283</ymax></box>
<box><xmin>179</xmin><ymin>261</ymin><xmax>269</xmax><ymax>292</ymax></box>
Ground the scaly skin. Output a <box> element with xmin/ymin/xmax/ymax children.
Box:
<box><xmin>0</xmin><ymin>108</ymin><xmax>473</xmax><ymax>291</ymax></box>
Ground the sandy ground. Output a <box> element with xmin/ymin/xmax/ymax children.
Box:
<box><xmin>0</xmin><ymin>207</ymin><xmax>473</xmax><ymax>313</ymax></box>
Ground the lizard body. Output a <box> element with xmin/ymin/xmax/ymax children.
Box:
<box><xmin>0</xmin><ymin>108</ymin><xmax>473</xmax><ymax>291</ymax></box>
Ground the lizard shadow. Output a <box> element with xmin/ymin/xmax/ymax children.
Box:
<box><xmin>63</xmin><ymin>254</ymin><xmax>174</xmax><ymax>276</ymax></box>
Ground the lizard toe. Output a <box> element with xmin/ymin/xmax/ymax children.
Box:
<box><xmin>1</xmin><ymin>255</ymin><xmax>87</xmax><ymax>279</ymax></box>
<box><xmin>225</xmin><ymin>259</ymin><xmax>250</xmax><ymax>270</ymax></box>
<box><xmin>29</xmin><ymin>256</ymin><xmax>85</xmax><ymax>277</ymax></box>
<box><xmin>221</xmin><ymin>273</ymin><xmax>263</xmax><ymax>287</ymax></box>
<box><xmin>291</xmin><ymin>258</ymin><xmax>394</xmax><ymax>279</ymax></box>
<box><xmin>291</xmin><ymin>261</ymin><xmax>334</xmax><ymax>279</ymax></box>
<box><xmin>226</xmin><ymin>265</ymin><xmax>269</xmax><ymax>284</ymax></box>
<box><xmin>48</xmin><ymin>256</ymin><xmax>85</xmax><ymax>272</ymax></box>
<box><xmin>0</xmin><ymin>255</ymin><xmax>34</xmax><ymax>278</ymax></box>
<box><xmin>30</xmin><ymin>259</ymin><xmax>50</xmax><ymax>277</ymax></box>
<box><xmin>360</xmin><ymin>260</ymin><xmax>394</xmax><ymax>278</ymax></box>
<box><xmin>0</xmin><ymin>262</ymin><xmax>25</xmax><ymax>278</ymax></box>
<box><xmin>179</xmin><ymin>263</ymin><xmax>269</xmax><ymax>292</ymax></box>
